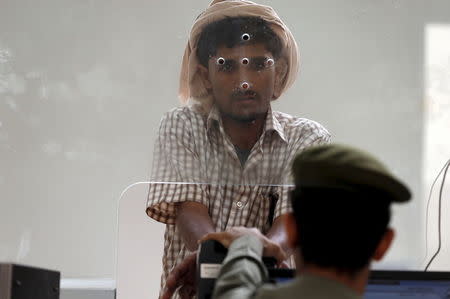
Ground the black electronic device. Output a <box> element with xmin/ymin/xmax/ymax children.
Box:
<box><xmin>196</xmin><ymin>240</ymin><xmax>294</xmax><ymax>299</ymax></box>
<box><xmin>0</xmin><ymin>263</ymin><xmax>60</xmax><ymax>299</ymax></box>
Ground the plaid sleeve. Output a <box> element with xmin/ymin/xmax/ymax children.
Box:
<box><xmin>274</xmin><ymin>123</ymin><xmax>331</xmax><ymax>218</ymax></box>
<box><xmin>274</xmin><ymin>185</ymin><xmax>293</xmax><ymax>219</ymax></box>
<box><xmin>146</xmin><ymin>110</ymin><xmax>209</xmax><ymax>224</ymax></box>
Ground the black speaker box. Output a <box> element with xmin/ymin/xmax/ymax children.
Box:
<box><xmin>0</xmin><ymin>263</ymin><xmax>60</xmax><ymax>299</ymax></box>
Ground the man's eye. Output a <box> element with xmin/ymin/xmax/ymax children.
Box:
<box><xmin>250</xmin><ymin>58</ymin><xmax>271</xmax><ymax>70</ymax></box>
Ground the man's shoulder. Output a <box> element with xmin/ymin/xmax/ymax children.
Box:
<box><xmin>272</xmin><ymin>110</ymin><xmax>331</xmax><ymax>139</ymax></box>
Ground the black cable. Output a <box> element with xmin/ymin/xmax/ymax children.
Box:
<box><xmin>424</xmin><ymin>159</ymin><xmax>450</xmax><ymax>271</ymax></box>
<box><xmin>423</xmin><ymin>159</ymin><xmax>450</xmax><ymax>267</ymax></box>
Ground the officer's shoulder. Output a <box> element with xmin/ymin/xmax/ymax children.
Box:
<box><xmin>254</xmin><ymin>280</ymin><xmax>300</xmax><ymax>299</ymax></box>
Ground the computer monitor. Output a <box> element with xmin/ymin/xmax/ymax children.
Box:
<box><xmin>366</xmin><ymin>271</ymin><xmax>450</xmax><ymax>299</ymax></box>
<box><xmin>270</xmin><ymin>270</ymin><xmax>450</xmax><ymax>299</ymax></box>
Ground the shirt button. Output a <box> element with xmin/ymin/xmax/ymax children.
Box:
<box><xmin>236</xmin><ymin>201</ymin><xmax>243</xmax><ymax>208</ymax></box>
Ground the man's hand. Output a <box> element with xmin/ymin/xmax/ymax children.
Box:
<box><xmin>161</xmin><ymin>253</ymin><xmax>197</xmax><ymax>299</ymax></box>
<box><xmin>199</xmin><ymin>227</ymin><xmax>287</xmax><ymax>264</ymax></box>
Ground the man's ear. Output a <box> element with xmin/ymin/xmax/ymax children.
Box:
<box><xmin>273</xmin><ymin>57</ymin><xmax>288</xmax><ymax>100</ymax></box>
<box><xmin>284</xmin><ymin>213</ymin><xmax>299</xmax><ymax>248</ymax></box>
<box><xmin>373</xmin><ymin>228</ymin><xmax>395</xmax><ymax>261</ymax></box>
<box><xmin>197</xmin><ymin>64</ymin><xmax>212</xmax><ymax>89</ymax></box>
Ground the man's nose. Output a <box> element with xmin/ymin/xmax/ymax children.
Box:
<box><xmin>236</xmin><ymin>63</ymin><xmax>255</xmax><ymax>88</ymax></box>
<box><xmin>239</xmin><ymin>81</ymin><xmax>251</xmax><ymax>90</ymax></box>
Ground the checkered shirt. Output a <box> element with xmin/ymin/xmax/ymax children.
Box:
<box><xmin>146</xmin><ymin>104</ymin><xmax>330</xmax><ymax>298</ymax></box>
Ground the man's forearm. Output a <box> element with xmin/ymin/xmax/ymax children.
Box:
<box><xmin>265</xmin><ymin>214</ymin><xmax>293</xmax><ymax>256</ymax></box>
<box><xmin>176</xmin><ymin>201</ymin><xmax>215</xmax><ymax>251</ymax></box>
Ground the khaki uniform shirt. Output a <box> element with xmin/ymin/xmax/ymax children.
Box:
<box><xmin>213</xmin><ymin>235</ymin><xmax>363</xmax><ymax>299</ymax></box>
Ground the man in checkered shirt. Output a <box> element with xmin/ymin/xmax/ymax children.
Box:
<box><xmin>147</xmin><ymin>1</ymin><xmax>330</xmax><ymax>298</ymax></box>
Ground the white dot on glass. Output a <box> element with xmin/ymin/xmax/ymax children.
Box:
<box><xmin>217</xmin><ymin>57</ymin><xmax>225</xmax><ymax>65</ymax></box>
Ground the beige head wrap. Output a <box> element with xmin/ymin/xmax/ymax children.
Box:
<box><xmin>178</xmin><ymin>0</ymin><xmax>299</xmax><ymax>107</ymax></box>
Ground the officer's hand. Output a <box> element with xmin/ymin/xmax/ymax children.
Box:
<box><xmin>200</xmin><ymin>227</ymin><xmax>286</xmax><ymax>264</ymax></box>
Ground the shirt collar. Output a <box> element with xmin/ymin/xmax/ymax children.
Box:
<box><xmin>296</xmin><ymin>273</ymin><xmax>363</xmax><ymax>299</ymax></box>
<box><xmin>265</xmin><ymin>106</ymin><xmax>287</xmax><ymax>143</ymax></box>
<box><xmin>206</xmin><ymin>105</ymin><xmax>221</xmax><ymax>132</ymax></box>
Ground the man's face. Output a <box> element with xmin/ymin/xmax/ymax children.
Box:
<box><xmin>205</xmin><ymin>43</ymin><xmax>277</xmax><ymax>122</ymax></box>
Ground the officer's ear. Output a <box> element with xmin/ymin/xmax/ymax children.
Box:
<box><xmin>273</xmin><ymin>57</ymin><xmax>288</xmax><ymax>100</ymax></box>
<box><xmin>373</xmin><ymin>228</ymin><xmax>395</xmax><ymax>261</ymax></box>
<box><xmin>284</xmin><ymin>213</ymin><xmax>299</xmax><ymax>248</ymax></box>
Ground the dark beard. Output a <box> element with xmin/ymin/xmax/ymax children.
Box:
<box><xmin>220</xmin><ymin>110</ymin><xmax>266</xmax><ymax>124</ymax></box>
<box><xmin>228</xmin><ymin>113</ymin><xmax>257</xmax><ymax>123</ymax></box>
<box><xmin>217</xmin><ymin>91</ymin><xmax>268</xmax><ymax>123</ymax></box>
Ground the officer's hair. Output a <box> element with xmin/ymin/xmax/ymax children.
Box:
<box><xmin>291</xmin><ymin>187</ymin><xmax>391</xmax><ymax>276</ymax></box>
<box><xmin>196</xmin><ymin>16</ymin><xmax>283</xmax><ymax>68</ymax></box>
